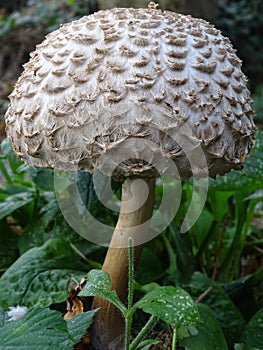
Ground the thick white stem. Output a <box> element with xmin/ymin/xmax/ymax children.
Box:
<box><xmin>91</xmin><ymin>177</ymin><xmax>155</xmax><ymax>350</ymax></box>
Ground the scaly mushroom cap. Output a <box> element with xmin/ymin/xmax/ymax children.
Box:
<box><xmin>5</xmin><ymin>6</ymin><xmax>256</xmax><ymax>179</ymax></box>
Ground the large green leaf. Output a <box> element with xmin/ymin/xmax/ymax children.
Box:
<box><xmin>0</xmin><ymin>307</ymin><xmax>96</xmax><ymax>349</ymax></box>
<box><xmin>0</xmin><ymin>238</ymin><xmax>88</xmax><ymax>308</ymax></box>
<box><xmin>179</xmin><ymin>304</ymin><xmax>228</xmax><ymax>350</ymax></box>
<box><xmin>223</xmin><ymin>273</ymin><xmax>261</xmax><ymax>320</ymax></box>
<box><xmin>0</xmin><ymin>308</ymin><xmax>7</xmax><ymax>327</ymax></box>
<box><xmin>136</xmin><ymin>286</ymin><xmax>199</xmax><ymax>327</ymax></box>
<box><xmin>0</xmin><ymin>190</ymin><xmax>35</xmax><ymax>221</ymax></box>
<box><xmin>0</xmin><ymin>308</ymin><xmax>67</xmax><ymax>349</ymax></box>
<box><xmin>79</xmin><ymin>269</ymin><xmax>126</xmax><ymax>314</ymax></box>
<box><xmin>242</xmin><ymin>308</ymin><xmax>263</xmax><ymax>349</ymax></box>
<box><xmin>188</xmin><ymin>272</ymin><xmax>245</xmax><ymax>344</ymax></box>
<box><xmin>136</xmin><ymin>248</ymin><xmax>164</xmax><ymax>284</ymax></box>
<box><xmin>210</xmin><ymin>130</ymin><xmax>263</xmax><ymax>191</ymax></box>
<box><xmin>28</xmin><ymin>168</ymin><xmax>55</xmax><ymax>191</ymax></box>
<box><xmin>17</xmin><ymin>218</ymin><xmax>46</xmax><ymax>254</ymax></box>
<box><xmin>17</xmin><ymin>198</ymin><xmax>82</xmax><ymax>255</ymax></box>
<box><xmin>67</xmin><ymin>308</ymin><xmax>97</xmax><ymax>342</ymax></box>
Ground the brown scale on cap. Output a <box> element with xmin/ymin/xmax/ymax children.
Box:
<box><xmin>5</xmin><ymin>5</ymin><xmax>256</xmax><ymax>179</ymax></box>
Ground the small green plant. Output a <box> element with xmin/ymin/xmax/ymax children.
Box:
<box><xmin>79</xmin><ymin>238</ymin><xmax>200</xmax><ymax>350</ymax></box>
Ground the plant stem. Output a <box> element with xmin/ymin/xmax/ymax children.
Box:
<box><xmin>128</xmin><ymin>237</ymin><xmax>134</xmax><ymax>311</ymax></box>
<box><xmin>172</xmin><ymin>326</ymin><xmax>177</xmax><ymax>350</ymax></box>
<box><xmin>125</xmin><ymin>237</ymin><xmax>135</xmax><ymax>350</ymax></box>
<box><xmin>70</xmin><ymin>243</ymin><xmax>102</xmax><ymax>269</ymax></box>
<box><xmin>129</xmin><ymin>315</ymin><xmax>158</xmax><ymax>350</ymax></box>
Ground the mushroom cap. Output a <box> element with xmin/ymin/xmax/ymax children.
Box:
<box><xmin>5</xmin><ymin>6</ymin><xmax>256</xmax><ymax>179</ymax></box>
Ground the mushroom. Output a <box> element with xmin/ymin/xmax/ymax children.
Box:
<box><xmin>5</xmin><ymin>3</ymin><xmax>256</xmax><ymax>349</ymax></box>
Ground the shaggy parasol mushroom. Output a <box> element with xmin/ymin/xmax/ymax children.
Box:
<box><xmin>5</xmin><ymin>2</ymin><xmax>256</xmax><ymax>349</ymax></box>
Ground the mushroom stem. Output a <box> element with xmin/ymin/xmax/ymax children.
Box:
<box><xmin>92</xmin><ymin>176</ymin><xmax>156</xmax><ymax>350</ymax></box>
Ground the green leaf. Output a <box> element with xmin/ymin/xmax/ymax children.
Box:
<box><xmin>0</xmin><ymin>308</ymin><xmax>69</xmax><ymax>349</ymax></box>
<box><xmin>0</xmin><ymin>139</ymin><xmax>23</xmax><ymax>173</ymax></box>
<box><xmin>223</xmin><ymin>274</ymin><xmax>260</xmax><ymax>320</ymax></box>
<box><xmin>78</xmin><ymin>269</ymin><xmax>126</xmax><ymax>314</ymax></box>
<box><xmin>17</xmin><ymin>219</ymin><xmax>46</xmax><ymax>254</ymax></box>
<box><xmin>79</xmin><ymin>269</ymin><xmax>111</xmax><ymax>294</ymax></box>
<box><xmin>177</xmin><ymin>325</ymin><xmax>198</xmax><ymax>339</ymax></box>
<box><xmin>136</xmin><ymin>339</ymin><xmax>161</xmax><ymax>350</ymax></box>
<box><xmin>0</xmin><ymin>158</ymin><xmax>12</xmax><ymax>183</ymax></box>
<box><xmin>210</xmin><ymin>131</ymin><xmax>263</xmax><ymax>191</ymax></box>
<box><xmin>0</xmin><ymin>139</ymin><xmax>11</xmax><ymax>157</ymax></box>
<box><xmin>245</xmin><ymin>189</ymin><xmax>263</xmax><ymax>200</ymax></box>
<box><xmin>0</xmin><ymin>308</ymin><xmax>8</xmax><ymax>328</ymax></box>
<box><xmin>136</xmin><ymin>248</ymin><xmax>163</xmax><ymax>284</ymax></box>
<box><xmin>168</xmin><ymin>224</ymin><xmax>195</xmax><ymax>284</ymax></box>
<box><xmin>17</xmin><ymin>198</ymin><xmax>83</xmax><ymax>255</ymax></box>
<box><xmin>0</xmin><ymin>191</ymin><xmax>35</xmax><ymax>221</ymax></box>
<box><xmin>0</xmin><ymin>238</ymin><xmax>88</xmax><ymax>308</ymax></box>
<box><xmin>67</xmin><ymin>309</ymin><xmax>97</xmax><ymax>343</ymax></box>
<box><xmin>0</xmin><ymin>307</ymin><xmax>96</xmax><ymax>349</ymax></box>
<box><xmin>1</xmin><ymin>183</ymin><xmax>34</xmax><ymax>195</ymax></box>
<box><xmin>28</xmin><ymin>168</ymin><xmax>54</xmax><ymax>191</ymax></box>
<box><xmin>136</xmin><ymin>286</ymin><xmax>199</xmax><ymax>327</ymax></box>
<box><xmin>188</xmin><ymin>272</ymin><xmax>245</xmax><ymax>344</ymax></box>
<box><xmin>234</xmin><ymin>344</ymin><xmax>246</xmax><ymax>350</ymax></box>
<box><xmin>179</xmin><ymin>304</ymin><xmax>228</xmax><ymax>350</ymax></box>
<box><xmin>40</xmin><ymin>196</ymin><xmax>60</xmax><ymax>223</ymax></box>
<box><xmin>208</xmin><ymin>190</ymin><xmax>233</xmax><ymax>222</ymax></box>
<box><xmin>242</xmin><ymin>308</ymin><xmax>263</xmax><ymax>349</ymax></box>
<box><xmin>76</xmin><ymin>171</ymin><xmax>97</xmax><ymax>212</ymax></box>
